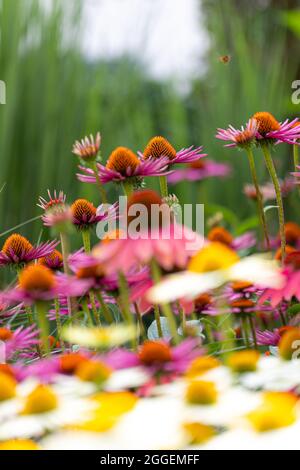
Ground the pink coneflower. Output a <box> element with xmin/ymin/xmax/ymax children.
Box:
<box><xmin>253</xmin><ymin>112</ymin><xmax>300</xmax><ymax>145</ymax></box>
<box><xmin>259</xmin><ymin>251</ymin><xmax>300</xmax><ymax>306</ymax></box>
<box><xmin>216</xmin><ymin>119</ymin><xmax>258</xmax><ymax>148</ymax></box>
<box><xmin>38</xmin><ymin>250</ymin><xmax>64</xmax><ymax>271</ymax></box>
<box><xmin>207</xmin><ymin>226</ymin><xmax>256</xmax><ymax>251</ymax></box>
<box><xmin>0</xmin><ymin>234</ymin><xmax>58</xmax><ymax>268</ymax></box>
<box><xmin>71</xmin><ymin>199</ymin><xmax>118</xmax><ymax>231</ymax></box>
<box><xmin>69</xmin><ymin>251</ymin><xmax>150</xmax><ymax>293</ymax></box>
<box><xmin>140</xmin><ymin>136</ymin><xmax>207</xmax><ymax>166</ymax></box>
<box><xmin>77</xmin><ymin>146</ymin><xmax>170</xmax><ymax>185</ymax></box>
<box><xmin>168</xmin><ymin>159</ymin><xmax>231</xmax><ymax>184</ymax></box>
<box><xmin>72</xmin><ymin>132</ymin><xmax>101</xmax><ymax>163</ymax></box>
<box><xmin>107</xmin><ymin>338</ymin><xmax>202</xmax><ymax>377</ymax></box>
<box><xmin>3</xmin><ymin>265</ymin><xmax>88</xmax><ymax>305</ymax></box>
<box><xmin>244</xmin><ymin>177</ymin><xmax>295</xmax><ymax>202</ymax></box>
<box><xmin>0</xmin><ymin>325</ymin><xmax>39</xmax><ymax>360</ymax></box>
<box><xmin>92</xmin><ymin>190</ymin><xmax>203</xmax><ymax>274</ymax></box>
<box><xmin>38</xmin><ymin>190</ymin><xmax>72</xmax><ymax>228</ymax></box>
<box><xmin>256</xmin><ymin>329</ymin><xmax>281</xmax><ymax>347</ymax></box>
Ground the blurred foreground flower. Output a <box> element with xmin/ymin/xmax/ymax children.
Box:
<box><xmin>62</xmin><ymin>325</ymin><xmax>137</xmax><ymax>349</ymax></box>
<box><xmin>148</xmin><ymin>242</ymin><xmax>283</xmax><ymax>303</ymax></box>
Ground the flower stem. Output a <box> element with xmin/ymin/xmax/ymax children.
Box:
<box><xmin>91</xmin><ymin>161</ymin><xmax>107</xmax><ymax>204</ymax></box>
<box><xmin>96</xmin><ymin>291</ymin><xmax>114</xmax><ymax>324</ymax></box>
<box><xmin>122</xmin><ymin>180</ymin><xmax>134</xmax><ymax>198</ymax></box>
<box><xmin>82</xmin><ymin>230</ymin><xmax>91</xmax><ymax>253</ymax></box>
<box><xmin>242</xmin><ymin>316</ymin><xmax>250</xmax><ymax>348</ymax></box>
<box><xmin>154</xmin><ymin>305</ymin><xmax>163</xmax><ymax>338</ymax></box>
<box><xmin>60</xmin><ymin>231</ymin><xmax>73</xmax><ymax>318</ymax></box>
<box><xmin>89</xmin><ymin>290</ymin><xmax>101</xmax><ymax>326</ymax></box>
<box><xmin>159</xmin><ymin>175</ymin><xmax>169</xmax><ymax>199</ymax></box>
<box><xmin>36</xmin><ymin>301</ymin><xmax>50</xmax><ymax>356</ymax></box>
<box><xmin>262</xmin><ymin>144</ymin><xmax>286</xmax><ymax>263</ymax></box>
<box><xmin>134</xmin><ymin>302</ymin><xmax>146</xmax><ymax>342</ymax></box>
<box><xmin>248</xmin><ymin>315</ymin><xmax>258</xmax><ymax>350</ymax></box>
<box><xmin>54</xmin><ymin>298</ymin><xmax>64</xmax><ymax>351</ymax></box>
<box><xmin>150</xmin><ymin>259</ymin><xmax>179</xmax><ymax>344</ymax></box>
<box><xmin>118</xmin><ymin>271</ymin><xmax>137</xmax><ymax>350</ymax></box>
<box><xmin>246</xmin><ymin>148</ymin><xmax>270</xmax><ymax>249</ymax></box>
<box><xmin>293</xmin><ymin>144</ymin><xmax>299</xmax><ymax>172</ymax></box>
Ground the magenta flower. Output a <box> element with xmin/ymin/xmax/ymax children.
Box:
<box><xmin>3</xmin><ymin>264</ymin><xmax>89</xmax><ymax>306</ymax></box>
<box><xmin>106</xmin><ymin>338</ymin><xmax>203</xmax><ymax>377</ymax></box>
<box><xmin>0</xmin><ymin>325</ymin><xmax>39</xmax><ymax>360</ymax></box>
<box><xmin>256</xmin><ymin>329</ymin><xmax>281</xmax><ymax>347</ymax></box>
<box><xmin>71</xmin><ymin>199</ymin><xmax>118</xmax><ymax>230</ymax></box>
<box><xmin>216</xmin><ymin>119</ymin><xmax>258</xmax><ymax>148</ymax></box>
<box><xmin>0</xmin><ymin>233</ymin><xmax>58</xmax><ymax>267</ymax></box>
<box><xmin>77</xmin><ymin>146</ymin><xmax>170</xmax><ymax>185</ymax></box>
<box><xmin>72</xmin><ymin>132</ymin><xmax>101</xmax><ymax>163</ymax></box>
<box><xmin>253</xmin><ymin>113</ymin><xmax>300</xmax><ymax>145</ymax></box>
<box><xmin>140</xmin><ymin>136</ymin><xmax>207</xmax><ymax>166</ymax></box>
<box><xmin>38</xmin><ymin>190</ymin><xmax>72</xmax><ymax>228</ymax></box>
<box><xmin>168</xmin><ymin>159</ymin><xmax>231</xmax><ymax>184</ymax></box>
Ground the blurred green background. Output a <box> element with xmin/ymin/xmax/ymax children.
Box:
<box><xmin>0</xmin><ymin>0</ymin><xmax>299</xmax><ymax>244</ymax></box>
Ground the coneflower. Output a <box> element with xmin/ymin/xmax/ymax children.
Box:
<box><xmin>0</xmin><ymin>234</ymin><xmax>58</xmax><ymax>268</ymax></box>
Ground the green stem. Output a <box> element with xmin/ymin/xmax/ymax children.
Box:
<box><xmin>36</xmin><ymin>301</ymin><xmax>50</xmax><ymax>356</ymax></box>
<box><xmin>154</xmin><ymin>305</ymin><xmax>163</xmax><ymax>338</ymax></box>
<box><xmin>60</xmin><ymin>231</ymin><xmax>73</xmax><ymax>318</ymax></box>
<box><xmin>54</xmin><ymin>298</ymin><xmax>64</xmax><ymax>351</ymax></box>
<box><xmin>150</xmin><ymin>259</ymin><xmax>179</xmax><ymax>344</ymax></box>
<box><xmin>24</xmin><ymin>305</ymin><xmax>34</xmax><ymax>326</ymax></box>
<box><xmin>242</xmin><ymin>316</ymin><xmax>250</xmax><ymax>348</ymax></box>
<box><xmin>134</xmin><ymin>302</ymin><xmax>146</xmax><ymax>342</ymax></box>
<box><xmin>262</xmin><ymin>144</ymin><xmax>286</xmax><ymax>263</ymax></box>
<box><xmin>96</xmin><ymin>291</ymin><xmax>114</xmax><ymax>324</ymax></box>
<box><xmin>82</xmin><ymin>230</ymin><xmax>91</xmax><ymax>253</ymax></box>
<box><xmin>91</xmin><ymin>161</ymin><xmax>107</xmax><ymax>204</ymax></box>
<box><xmin>118</xmin><ymin>271</ymin><xmax>137</xmax><ymax>350</ymax></box>
<box><xmin>248</xmin><ymin>315</ymin><xmax>257</xmax><ymax>350</ymax></box>
<box><xmin>89</xmin><ymin>290</ymin><xmax>101</xmax><ymax>326</ymax></box>
<box><xmin>246</xmin><ymin>148</ymin><xmax>270</xmax><ymax>249</ymax></box>
<box><xmin>293</xmin><ymin>144</ymin><xmax>299</xmax><ymax>172</ymax></box>
<box><xmin>159</xmin><ymin>175</ymin><xmax>169</xmax><ymax>199</ymax></box>
<box><xmin>122</xmin><ymin>180</ymin><xmax>134</xmax><ymax>198</ymax></box>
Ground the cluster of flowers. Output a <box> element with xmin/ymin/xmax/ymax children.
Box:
<box><xmin>1</xmin><ymin>111</ymin><xmax>300</xmax><ymax>450</ymax></box>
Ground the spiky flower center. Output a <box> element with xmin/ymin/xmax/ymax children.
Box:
<box><xmin>275</xmin><ymin>245</ymin><xmax>296</xmax><ymax>262</ymax></box>
<box><xmin>284</xmin><ymin>250</ymin><xmax>300</xmax><ymax>270</ymax></box>
<box><xmin>139</xmin><ymin>341</ymin><xmax>172</xmax><ymax>365</ymax></box>
<box><xmin>195</xmin><ymin>293</ymin><xmax>212</xmax><ymax>308</ymax></box>
<box><xmin>59</xmin><ymin>353</ymin><xmax>88</xmax><ymax>374</ymax></box>
<box><xmin>143</xmin><ymin>136</ymin><xmax>177</xmax><ymax>161</ymax></box>
<box><xmin>207</xmin><ymin>227</ymin><xmax>233</xmax><ymax>246</ymax></box>
<box><xmin>231</xmin><ymin>281</ymin><xmax>253</xmax><ymax>292</ymax></box>
<box><xmin>230</xmin><ymin>299</ymin><xmax>255</xmax><ymax>309</ymax></box>
<box><xmin>0</xmin><ymin>328</ymin><xmax>13</xmax><ymax>342</ymax></box>
<box><xmin>106</xmin><ymin>147</ymin><xmax>140</xmax><ymax>174</ymax></box>
<box><xmin>2</xmin><ymin>234</ymin><xmax>33</xmax><ymax>258</ymax></box>
<box><xmin>38</xmin><ymin>250</ymin><xmax>63</xmax><ymax>269</ymax></box>
<box><xmin>19</xmin><ymin>265</ymin><xmax>56</xmax><ymax>292</ymax></box>
<box><xmin>252</xmin><ymin>112</ymin><xmax>280</xmax><ymax>135</ymax></box>
<box><xmin>71</xmin><ymin>199</ymin><xmax>97</xmax><ymax>223</ymax></box>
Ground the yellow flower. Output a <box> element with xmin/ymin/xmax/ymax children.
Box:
<box><xmin>0</xmin><ymin>439</ymin><xmax>40</xmax><ymax>450</ymax></box>
<box><xmin>0</xmin><ymin>372</ymin><xmax>17</xmax><ymax>402</ymax></box>
<box><xmin>71</xmin><ymin>392</ymin><xmax>138</xmax><ymax>433</ymax></box>
<box><xmin>183</xmin><ymin>422</ymin><xmax>216</xmax><ymax>445</ymax></box>
<box><xmin>186</xmin><ymin>380</ymin><xmax>218</xmax><ymax>405</ymax></box>
<box><xmin>62</xmin><ymin>324</ymin><xmax>136</xmax><ymax>349</ymax></box>
<box><xmin>247</xmin><ymin>392</ymin><xmax>298</xmax><ymax>432</ymax></box>
<box><xmin>188</xmin><ymin>243</ymin><xmax>240</xmax><ymax>274</ymax></box>
<box><xmin>75</xmin><ymin>360</ymin><xmax>112</xmax><ymax>384</ymax></box>
<box><xmin>22</xmin><ymin>384</ymin><xmax>58</xmax><ymax>415</ymax></box>
<box><xmin>227</xmin><ymin>350</ymin><xmax>260</xmax><ymax>373</ymax></box>
<box><xmin>185</xmin><ymin>356</ymin><xmax>221</xmax><ymax>378</ymax></box>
